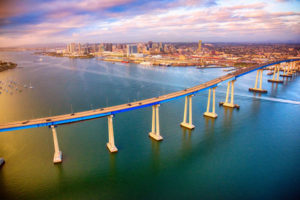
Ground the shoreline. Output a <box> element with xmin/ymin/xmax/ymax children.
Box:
<box><xmin>35</xmin><ymin>51</ymin><xmax>257</xmax><ymax>69</ymax></box>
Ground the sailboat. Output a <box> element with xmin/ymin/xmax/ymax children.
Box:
<box><xmin>29</xmin><ymin>81</ymin><xmax>34</xmax><ymax>89</ymax></box>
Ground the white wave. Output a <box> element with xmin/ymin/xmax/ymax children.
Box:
<box><xmin>218</xmin><ymin>91</ymin><xmax>300</xmax><ymax>105</ymax></box>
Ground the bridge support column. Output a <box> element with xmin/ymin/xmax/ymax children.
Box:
<box><xmin>291</xmin><ymin>62</ymin><xmax>297</xmax><ymax>74</ymax></box>
<box><xmin>268</xmin><ymin>64</ymin><xmax>283</xmax><ymax>83</ymax></box>
<box><xmin>51</xmin><ymin>125</ymin><xmax>62</xmax><ymax>163</ymax></box>
<box><xmin>180</xmin><ymin>95</ymin><xmax>195</xmax><ymax>129</ymax></box>
<box><xmin>107</xmin><ymin>115</ymin><xmax>118</xmax><ymax>153</ymax></box>
<box><xmin>149</xmin><ymin>104</ymin><xmax>163</xmax><ymax>141</ymax></box>
<box><xmin>204</xmin><ymin>87</ymin><xmax>218</xmax><ymax>118</ymax></box>
<box><xmin>219</xmin><ymin>80</ymin><xmax>239</xmax><ymax>109</ymax></box>
<box><xmin>280</xmin><ymin>63</ymin><xmax>292</xmax><ymax>77</ymax></box>
<box><xmin>249</xmin><ymin>69</ymin><xmax>267</xmax><ymax>93</ymax></box>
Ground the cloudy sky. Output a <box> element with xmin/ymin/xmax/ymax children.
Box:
<box><xmin>0</xmin><ymin>0</ymin><xmax>299</xmax><ymax>47</ymax></box>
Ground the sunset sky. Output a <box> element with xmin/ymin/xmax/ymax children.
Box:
<box><xmin>0</xmin><ymin>0</ymin><xmax>299</xmax><ymax>47</ymax></box>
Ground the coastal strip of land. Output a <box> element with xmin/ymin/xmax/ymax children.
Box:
<box><xmin>0</xmin><ymin>61</ymin><xmax>17</xmax><ymax>72</ymax></box>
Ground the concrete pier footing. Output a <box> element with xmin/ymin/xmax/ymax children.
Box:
<box><xmin>248</xmin><ymin>88</ymin><xmax>268</xmax><ymax>93</ymax></box>
<box><xmin>203</xmin><ymin>112</ymin><xmax>218</xmax><ymax>118</ymax></box>
<box><xmin>280</xmin><ymin>74</ymin><xmax>292</xmax><ymax>77</ymax></box>
<box><xmin>180</xmin><ymin>122</ymin><xmax>195</xmax><ymax>129</ymax></box>
<box><xmin>149</xmin><ymin>132</ymin><xmax>163</xmax><ymax>141</ymax></box>
<box><xmin>219</xmin><ymin>102</ymin><xmax>240</xmax><ymax>109</ymax></box>
<box><xmin>53</xmin><ymin>151</ymin><xmax>63</xmax><ymax>164</ymax></box>
<box><xmin>106</xmin><ymin>143</ymin><xmax>118</xmax><ymax>153</ymax></box>
<box><xmin>268</xmin><ymin>79</ymin><xmax>283</xmax><ymax>83</ymax></box>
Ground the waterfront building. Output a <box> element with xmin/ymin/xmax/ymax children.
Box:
<box><xmin>67</xmin><ymin>43</ymin><xmax>76</xmax><ymax>53</ymax></box>
<box><xmin>127</xmin><ymin>44</ymin><xmax>138</xmax><ymax>56</ymax></box>
<box><xmin>92</xmin><ymin>44</ymin><xmax>97</xmax><ymax>53</ymax></box>
<box><xmin>105</xmin><ymin>43</ymin><xmax>113</xmax><ymax>52</ymax></box>
<box><xmin>78</xmin><ymin>43</ymin><xmax>81</xmax><ymax>54</ymax></box>
<box><xmin>98</xmin><ymin>44</ymin><xmax>104</xmax><ymax>52</ymax></box>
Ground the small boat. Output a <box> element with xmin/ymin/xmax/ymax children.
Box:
<box><xmin>29</xmin><ymin>82</ymin><xmax>34</xmax><ymax>89</ymax></box>
<box><xmin>140</xmin><ymin>62</ymin><xmax>152</xmax><ymax>66</ymax></box>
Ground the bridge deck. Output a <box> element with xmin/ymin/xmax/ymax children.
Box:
<box><xmin>0</xmin><ymin>59</ymin><xmax>297</xmax><ymax>132</ymax></box>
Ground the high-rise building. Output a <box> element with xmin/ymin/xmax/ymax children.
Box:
<box><xmin>67</xmin><ymin>43</ymin><xmax>76</xmax><ymax>53</ymax></box>
<box><xmin>105</xmin><ymin>43</ymin><xmax>113</xmax><ymax>52</ymax></box>
<box><xmin>127</xmin><ymin>44</ymin><xmax>138</xmax><ymax>56</ymax></box>
<box><xmin>148</xmin><ymin>41</ymin><xmax>153</xmax><ymax>49</ymax></box>
<box><xmin>198</xmin><ymin>40</ymin><xmax>202</xmax><ymax>52</ymax></box>
<box><xmin>92</xmin><ymin>44</ymin><xmax>97</xmax><ymax>53</ymax></box>
<box><xmin>78</xmin><ymin>43</ymin><xmax>81</xmax><ymax>54</ymax></box>
<box><xmin>98</xmin><ymin>44</ymin><xmax>104</xmax><ymax>52</ymax></box>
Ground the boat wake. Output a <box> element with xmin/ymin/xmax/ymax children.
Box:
<box><xmin>218</xmin><ymin>91</ymin><xmax>300</xmax><ymax>105</ymax></box>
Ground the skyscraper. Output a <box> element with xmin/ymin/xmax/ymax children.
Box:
<box><xmin>198</xmin><ymin>40</ymin><xmax>202</xmax><ymax>52</ymax></box>
<box><xmin>67</xmin><ymin>43</ymin><xmax>76</xmax><ymax>53</ymax></box>
<box><xmin>105</xmin><ymin>43</ymin><xmax>113</xmax><ymax>52</ymax></box>
<box><xmin>127</xmin><ymin>44</ymin><xmax>138</xmax><ymax>56</ymax></box>
<box><xmin>148</xmin><ymin>41</ymin><xmax>153</xmax><ymax>49</ymax></box>
<box><xmin>78</xmin><ymin>43</ymin><xmax>81</xmax><ymax>54</ymax></box>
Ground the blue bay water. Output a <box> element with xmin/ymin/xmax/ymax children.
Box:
<box><xmin>0</xmin><ymin>51</ymin><xmax>299</xmax><ymax>200</ymax></box>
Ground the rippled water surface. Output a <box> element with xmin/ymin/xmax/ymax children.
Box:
<box><xmin>0</xmin><ymin>51</ymin><xmax>299</xmax><ymax>200</ymax></box>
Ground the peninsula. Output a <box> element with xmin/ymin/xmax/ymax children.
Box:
<box><xmin>0</xmin><ymin>61</ymin><xmax>17</xmax><ymax>72</ymax></box>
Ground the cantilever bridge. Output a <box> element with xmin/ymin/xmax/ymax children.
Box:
<box><xmin>0</xmin><ymin>59</ymin><xmax>299</xmax><ymax>163</ymax></box>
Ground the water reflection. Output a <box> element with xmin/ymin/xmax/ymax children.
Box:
<box><xmin>108</xmin><ymin>153</ymin><xmax>117</xmax><ymax>180</ymax></box>
<box><xmin>223</xmin><ymin>107</ymin><xmax>233</xmax><ymax>124</ymax></box>
<box><xmin>250</xmin><ymin>93</ymin><xmax>262</xmax><ymax>114</ymax></box>
<box><xmin>204</xmin><ymin>117</ymin><xmax>215</xmax><ymax>130</ymax></box>
<box><xmin>270</xmin><ymin>82</ymin><xmax>278</xmax><ymax>96</ymax></box>
<box><xmin>150</xmin><ymin>140</ymin><xmax>160</xmax><ymax>174</ymax></box>
<box><xmin>181</xmin><ymin>127</ymin><xmax>192</xmax><ymax>154</ymax></box>
<box><xmin>54</xmin><ymin>164</ymin><xmax>66</xmax><ymax>194</ymax></box>
<box><xmin>0</xmin><ymin>166</ymin><xmax>8</xmax><ymax>198</ymax></box>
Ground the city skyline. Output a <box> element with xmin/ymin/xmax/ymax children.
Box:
<box><xmin>0</xmin><ymin>0</ymin><xmax>300</xmax><ymax>47</ymax></box>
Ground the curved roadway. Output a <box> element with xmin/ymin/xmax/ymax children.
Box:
<box><xmin>0</xmin><ymin>59</ymin><xmax>298</xmax><ymax>132</ymax></box>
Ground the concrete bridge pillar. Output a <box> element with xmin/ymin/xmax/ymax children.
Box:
<box><xmin>249</xmin><ymin>69</ymin><xmax>267</xmax><ymax>93</ymax></box>
<box><xmin>268</xmin><ymin>64</ymin><xmax>283</xmax><ymax>83</ymax></box>
<box><xmin>107</xmin><ymin>115</ymin><xmax>118</xmax><ymax>153</ymax></box>
<box><xmin>204</xmin><ymin>87</ymin><xmax>218</xmax><ymax>118</ymax></box>
<box><xmin>219</xmin><ymin>80</ymin><xmax>240</xmax><ymax>109</ymax></box>
<box><xmin>292</xmin><ymin>62</ymin><xmax>297</xmax><ymax>74</ymax></box>
<box><xmin>51</xmin><ymin>125</ymin><xmax>62</xmax><ymax>163</ymax></box>
<box><xmin>149</xmin><ymin>104</ymin><xmax>163</xmax><ymax>141</ymax></box>
<box><xmin>280</xmin><ymin>63</ymin><xmax>292</xmax><ymax>77</ymax></box>
<box><xmin>180</xmin><ymin>95</ymin><xmax>195</xmax><ymax>129</ymax></box>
